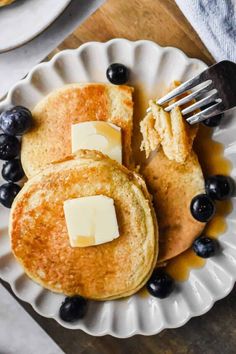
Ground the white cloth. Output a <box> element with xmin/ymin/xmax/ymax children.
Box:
<box><xmin>175</xmin><ymin>0</ymin><xmax>236</xmax><ymax>62</ymax></box>
<box><xmin>0</xmin><ymin>284</ymin><xmax>64</xmax><ymax>354</ymax></box>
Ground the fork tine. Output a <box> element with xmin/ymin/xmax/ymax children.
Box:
<box><xmin>164</xmin><ymin>81</ymin><xmax>213</xmax><ymax>112</ymax></box>
<box><xmin>181</xmin><ymin>89</ymin><xmax>219</xmax><ymax>115</ymax></box>
<box><xmin>186</xmin><ymin>101</ymin><xmax>223</xmax><ymax>125</ymax></box>
<box><xmin>157</xmin><ymin>74</ymin><xmax>204</xmax><ymax>105</ymax></box>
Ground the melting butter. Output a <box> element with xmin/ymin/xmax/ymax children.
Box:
<box><xmin>71</xmin><ymin>121</ymin><xmax>122</xmax><ymax>163</ymax></box>
<box><xmin>63</xmin><ymin>195</ymin><xmax>120</xmax><ymax>247</ymax></box>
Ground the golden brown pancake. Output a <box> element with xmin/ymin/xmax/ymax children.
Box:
<box><xmin>141</xmin><ymin>103</ymin><xmax>198</xmax><ymax>163</ymax></box>
<box><xmin>0</xmin><ymin>0</ymin><xmax>15</xmax><ymax>6</ymax></box>
<box><xmin>141</xmin><ymin>150</ymin><xmax>204</xmax><ymax>262</ymax></box>
<box><xmin>11</xmin><ymin>150</ymin><xmax>158</xmax><ymax>300</ymax></box>
<box><xmin>21</xmin><ymin>83</ymin><xmax>134</xmax><ymax>178</ymax></box>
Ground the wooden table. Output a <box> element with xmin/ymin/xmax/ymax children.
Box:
<box><xmin>4</xmin><ymin>0</ymin><xmax>236</xmax><ymax>353</ymax></box>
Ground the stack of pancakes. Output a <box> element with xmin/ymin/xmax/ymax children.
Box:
<box><xmin>11</xmin><ymin>83</ymin><xmax>204</xmax><ymax>300</ymax></box>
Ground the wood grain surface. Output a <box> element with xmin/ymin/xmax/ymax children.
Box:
<box><xmin>57</xmin><ymin>0</ymin><xmax>213</xmax><ymax>63</ymax></box>
<box><xmin>3</xmin><ymin>1</ymin><xmax>235</xmax><ymax>353</ymax></box>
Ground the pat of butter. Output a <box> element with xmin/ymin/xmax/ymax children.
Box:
<box><xmin>63</xmin><ymin>195</ymin><xmax>120</xmax><ymax>247</ymax></box>
<box><xmin>71</xmin><ymin>121</ymin><xmax>122</xmax><ymax>164</ymax></box>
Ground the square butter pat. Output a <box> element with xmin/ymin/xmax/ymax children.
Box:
<box><xmin>63</xmin><ymin>195</ymin><xmax>120</xmax><ymax>247</ymax></box>
<box><xmin>71</xmin><ymin>121</ymin><xmax>122</xmax><ymax>164</ymax></box>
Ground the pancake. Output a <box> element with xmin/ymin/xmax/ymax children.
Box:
<box><xmin>141</xmin><ymin>150</ymin><xmax>204</xmax><ymax>262</ymax></box>
<box><xmin>11</xmin><ymin>150</ymin><xmax>158</xmax><ymax>300</ymax></box>
<box><xmin>0</xmin><ymin>0</ymin><xmax>15</xmax><ymax>6</ymax></box>
<box><xmin>141</xmin><ymin>102</ymin><xmax>198</xmax><ymax>163</ymax></box>
<box><xmin>21</xmin><ymin>83</ymin><xmax>134</xmax><ymax>178</ymax></box>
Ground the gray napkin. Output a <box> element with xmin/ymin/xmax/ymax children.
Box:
<box><xmin>0</xmin><ymin>284</ymin><xmax>64</xmax><ymax>354</ymax></box>
<box><xmin>176</xmin><ymin>0</ymin><xmax>236</xmax><ymax>62</ymax></box>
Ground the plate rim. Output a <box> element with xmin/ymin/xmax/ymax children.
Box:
<box><xmin>0</xmin><ymin>38</ymin><xmax>235</xmax><ymax>338</ymax></box>
<box><xmin>0</xmin><ymin>0</ymin><xmax>72</xmax><ymax>53</ymax></box>
<box><xmin>2</xmin><ymin>38</ymin><xmax>207</xmax><ymax>107</ymax></box>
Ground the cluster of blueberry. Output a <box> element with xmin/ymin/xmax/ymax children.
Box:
<box><xmin>190</xmin><ymin>174</ymin><xmax>234</xmax><ymax>254</ymax></box>
<box><xmin>0</xmin><ymin>106</ymin><xmax>32</xmax><ymax>208</ymax></box>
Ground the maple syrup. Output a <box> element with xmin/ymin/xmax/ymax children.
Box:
<box><xmin>138</xmin><ymin>287</ymin><xmax>149</xmax><ymax>298</ymax></box>
<box><xmin>95</xmin><ymin>121</ymin><xmax>120</xmax><ymax>150</ymax></box>
<box><xmin>132</xmin><ymin>84</ymin><xmax>151</xmax><ymax>165</ymax></box>
<box><xmin>134</xmin><ymin>85</ymin><xmax>233</xmax><ymax>290</ymax></box>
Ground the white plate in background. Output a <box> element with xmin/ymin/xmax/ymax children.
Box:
<box><xmin>0</xmin><ymin>39</ymin><xmax>235</xmax><ymax>337</ymax></box>
<box><xmin>0</xmin><ymin>0</ymin><xmax>71</xmax><ymax>53</ymax></box>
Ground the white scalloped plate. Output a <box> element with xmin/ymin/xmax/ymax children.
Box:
<box><xmin>0</xmin><ymin>39</ymin><xmax>236</xmax><ymax>338</ymax></box>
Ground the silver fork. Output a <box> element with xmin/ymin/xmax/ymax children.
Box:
<box><xmin>149</xmin><ymin>60</ymin><xmax>236</xmax><ymax>125</ymax></box>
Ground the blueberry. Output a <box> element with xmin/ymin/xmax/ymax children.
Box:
<box><xmin>59</xmin><ymin>296</ymin><xmax>87</xmax><ymax>322</ymax></box>
<box><xmin>202</xmin><ymin>114</ymin><xmax>222</xmax><ymax>127</ymax></box>
<box><xmin>205</xmin><ymin>175</ymin><xmax>234</xmax><ymax>201</ymax></box>
<box><xmin>2</xmin><ymin>159</ymin><xmax>25</xmax><ymax>182</ymax></box>
<box><xmin>0</xmin><ymin>106</ymin><xmax>32</xmax><ymax>136</ymax></box>
<box><xmin>146</xmin><ymin>270</ymin><xmax>174</xmax><ymax>299</ymax></box>
<box><xmin>190</xmin><ymin>193</ymin><xmax>216</xmax><ymax>222</ymax></box>
<box><xmin>106</xmin><ymin>63</ymin><xmax>129</xmax><ymax>85</ymax></box>
<box><xmin>201</xmin><ymin>103</ymin><xmax>223</xmax><ymax>127</ymax></box>
<box><xmin>0</xmin><ymin>183</ymin><xmax>21</xmax><ymax>208</ymax></box>
<box><xmin>193</xmin><ymin>236</ymin><xmax>218</xmax><ymax>258</ymax></box>
<box><xmin>0</xmin><ymin>134</ymin><xmax>20</xmax><ymax>160</ymax></box>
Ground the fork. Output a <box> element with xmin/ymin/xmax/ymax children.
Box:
<box><xmin>149</xmin><ymin>60</ymin><xmax>236</xmax><ymax>125</ymax></box>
